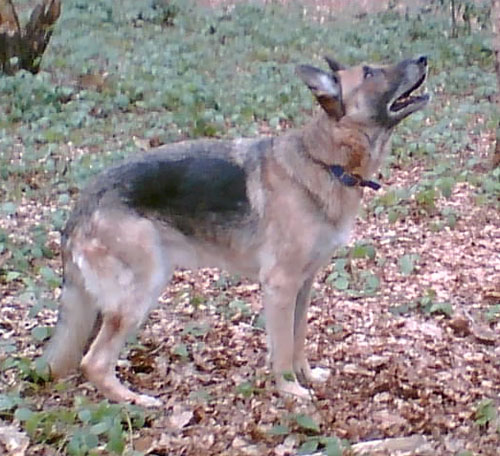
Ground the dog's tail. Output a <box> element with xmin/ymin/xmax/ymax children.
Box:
<box><xmin>43</xmin><ymin>281</ymin><xmax>99</xmax><ymax>379</ymax></box>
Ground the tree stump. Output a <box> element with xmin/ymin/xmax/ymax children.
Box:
<box><xmin>0</xmin><ymin>0</ymin><xmax>61</xmax><ymax>75</ymax></box>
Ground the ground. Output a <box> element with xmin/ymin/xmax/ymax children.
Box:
<box><xmin>0</xmin><ymin>1</ymin><xmax>499</xmax><ymax>455</ymax></box>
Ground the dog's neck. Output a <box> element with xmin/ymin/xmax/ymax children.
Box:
<box><xmin>270</xmin><ymin>114</ymin><xmax>394</xmax><ymax>221</ymax></box>
<box><xmin>301</xmin><ymin>114</ymin><xmax>393</xmax><ymax>179</ymax></box>
<box><xmin>361</xmin><ymin>126</ymin><xmax>393</xmax><ymax>176</ymax></box>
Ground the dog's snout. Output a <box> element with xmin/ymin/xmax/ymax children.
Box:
<box><xmin>418</xmin><ymin>56</ymin><xmax>428</xmax><ymax>66</ymax></box>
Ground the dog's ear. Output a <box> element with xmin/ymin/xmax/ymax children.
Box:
<box><xmin>324</xmin><ymin>56</ymin><xmax>346</xmax><ymax>72</ymax></box>
<box><xmin>296</xmin><ymin>64</ymin><xmax>345</xmax><ymax>120</ymax></box>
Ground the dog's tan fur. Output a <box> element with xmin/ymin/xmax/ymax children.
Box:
<box><xmin>44</xmin><ymin>56</ymin><xmax>429</xmax><ymax>406</ymax></box>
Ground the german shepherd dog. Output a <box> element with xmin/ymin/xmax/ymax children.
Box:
<box><xmin>44</xmin><ymin>56</ymin><xmax>429</xmax><ymax>407</ymax></box>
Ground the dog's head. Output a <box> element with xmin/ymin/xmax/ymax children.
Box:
<box><xmin>297</xmin><ymin>56</ymin><xmax>429</xmax><ymax>127</ymax></box>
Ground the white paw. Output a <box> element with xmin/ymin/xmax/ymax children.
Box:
<box><xmin>276</xmin><ymin>378</ymin><xmax>311</xmax><ymax>399</ymax></box>
<box><xmin>308</xmin><ymin>367</ymin><xmax>330</xmax><ymax>383</ymax></box>
<box><xmin>294</xmin><ymin>360</ymin><xmax>330</xmax><ymax>384</ymax></box>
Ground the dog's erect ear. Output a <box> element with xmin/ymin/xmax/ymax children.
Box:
<box><xmin>324</xmin><ymin>56</ymin><xmax>346</xmax><ymax>72</ymax></box>
<box><xmin>296</xmin><ymin>64</ymin><xmax>345</xmax><ymax>120</ymax></box>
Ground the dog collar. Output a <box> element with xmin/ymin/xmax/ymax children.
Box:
<box><xmin>329</xmin><ymin>165</ymin><xmax>381</xmax><ymax>191</ymax></box>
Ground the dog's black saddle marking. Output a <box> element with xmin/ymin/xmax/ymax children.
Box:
<box><xmin>116</xmin><ymin>156</ymin><xmax>250</xmax><ymax>236</ymax></box>
<box><xmin>124</xmin><ymin>156</ymin><xmax>249</xmax><ymax>214</ymax></box>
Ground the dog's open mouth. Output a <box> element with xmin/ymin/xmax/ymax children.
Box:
<box><xmin>389</xmin><ymin>73</ymin><xmax>429</xmax><ymax>113</ymax></box>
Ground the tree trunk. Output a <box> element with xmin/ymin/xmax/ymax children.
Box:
<box><xmin>0</xmin><ymin>0</ymin><xmax>61</xmax><ymax>75</ymax></box>
<box><xmin>492</xmin><ymin>0</ymin><xmax>500</xmax><ymax>167</ymax></box>
<box><xmin>451</xmin><ymin>0</ymin><xmax>458</xmax><ymax>38</ymax></box>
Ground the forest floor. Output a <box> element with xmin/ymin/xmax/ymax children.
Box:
<box><xmin>0</xmin><ymin>1</ymin><xmax>499</xmax><ymax>455</ymax></box>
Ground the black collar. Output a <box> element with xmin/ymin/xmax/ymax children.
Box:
<box><xmin>329</xmin><ymin>165</ymin><xmax>381</xmax><ymax>191</ymax></box>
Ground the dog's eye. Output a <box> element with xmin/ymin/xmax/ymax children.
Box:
<box><xmin>363</xmin><ymin>66</ymin><xmax>375</xmax><ymax>79</ymax></box>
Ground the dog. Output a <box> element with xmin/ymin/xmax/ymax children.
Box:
<box><xmin>44</xmin><ymin>55</ymin><xmax>429</xmax><ymax>407</ymax></box>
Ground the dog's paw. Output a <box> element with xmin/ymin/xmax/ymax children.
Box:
<box><xmin>276</xmin><ymin>378</ymin><xmax>311</xmax><ymax>399</ymax></box>
<box><xmin>307</xmin><ymin>367</ymin><xmax>330</xmax><ymax>383</ymax></box>
<box><xmin>294</xmin><ymin>360</ymin><xmax>330</xmax><ymax>384</ymax></box>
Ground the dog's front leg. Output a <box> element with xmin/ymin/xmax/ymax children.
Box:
<box><xmin>261</xmin><ymin>274</ymin><xmax>310</xmax><ymax>398</ymax></box>
<box><xmin>293</xmin><ymin>276</ymin><xmax>330</xmax><ymax>385</ymax></box>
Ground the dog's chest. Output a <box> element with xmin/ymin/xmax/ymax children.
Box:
<box><xmin>313</xmin><ymin>215</ymin><xmax>355</xmax><ymax>259</ymax></box>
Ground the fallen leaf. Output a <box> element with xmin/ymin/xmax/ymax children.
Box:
<box><xmin>167</xmin><ymin>405</ymin><xmax>193</xmax><ymax>431</ymax></box>
<box><xmin>0</xmin><ymin>425</ymin><xmax>29</xmax><ymax>456</ymax></box>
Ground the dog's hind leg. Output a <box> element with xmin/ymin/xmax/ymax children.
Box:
<box><xmin>75</xmin><ymin>214</ymin><xmax>169</xmax><ymax>407</ymax></box>
<box><xmin>293</xmin><ymin>276</ymin><xmax>330</xmax><ymax>385</ymax></box>
<box><xmin>44</xmin><ymin>277</ymin><xmax>98</xmax><ymax>379</ymax></box>
<box><xmin>81</xmin><ymin>300</ymin><xmax>163</xmax><ymax>408</ymax></box>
